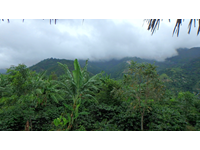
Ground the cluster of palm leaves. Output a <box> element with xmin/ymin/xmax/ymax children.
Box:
<box><xmin>144</xmin><ymin>19</ymin><xmax>200</xmax><ymax>36</ymax></box>
<box><xmin>58</xmin><ymin>59</ymin><xmax>103</xmax><ymax>102</ymax></box>
<box><xmin>55</xmin><ymin>59</ymin><xmax>103</xmax><ymax>130</ymax></box>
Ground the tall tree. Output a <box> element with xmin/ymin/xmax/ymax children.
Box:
<box><xmin>114</xmin><ymin>61</ymin><xmax>165</xmax><ymax>131</ymax></box>
<box><xmin>6</xmin><ymin>64</ymin><xmax>30</xmax><ymax>97</ymax></box>
<box><xmin>131</xmin><ymin>62</ymin><xmax>164</xmax><ymax>130</ymax></box>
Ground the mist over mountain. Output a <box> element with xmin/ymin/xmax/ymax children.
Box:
<box><xmin>24</xmin><ymin>47</ymin><xmax>200</xmax><ymax>95</ymax></box>
<box><xmin>1</xmin><ymin>47</ymin><xmax>200</xmax><ymax>81</ymax></box>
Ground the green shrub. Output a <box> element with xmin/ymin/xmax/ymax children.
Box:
<box><xmin>147</xmin><ymin>104</ymin><xmax>186</xmax><ymax>131</ymax></box>
<box><xmin>96</xmin><ymin>78</ymin><xmax>122</xmax><ymax>106</ymax></box>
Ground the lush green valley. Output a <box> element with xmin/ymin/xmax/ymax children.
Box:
<box><xmin>1</xmin><ymin>47</ymin><xmax>200</xmax><ymax>130</ymax></box>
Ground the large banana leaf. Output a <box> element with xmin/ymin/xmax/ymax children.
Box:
<box><xmin>58</xmin><ymin>59</ymin><xmax>103</xmax><ymax>104</ymax></box>
<box><xmin>72</xmin><ymin>59</ymin><xmax>83</xmax><ymax>91</ymax></box>
<box><xmin>57</xmin><ymin>62</ymin><xmax>73</xmax><ymax>81</ymax></box>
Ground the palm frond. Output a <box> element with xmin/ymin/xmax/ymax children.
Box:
<box><xmin>56</xmin><ymin>91</ymin><xmax>65</xmax><ymax>100</ymax></box>
<box><xmin>38</xmin><ymin>70</ymin><xmax>47</xmax><ymax>81</ymax></box>
<box><xmin>81</xmin><ymin>72</ymin><xmax>103</xmax><ymax>89</ymax></box>
<box><xmin>59</xmin><ymin>82</ymin><xmax>73</xmax><ymax>96</ymax></box>
<box><xmin>1</xmin><ymin>19</ymin><xmax>58</xmax><ymax>24</ymax></box>
<box><xmin>35</xmin><ymin>88</ymin><xmax>42</xmax><ymax>95</ymax></box>
<box><xmin>145</xmin><ymin>19</ymin><xmax>200</xmax><ymax>36</ymax></box>
<box><xmin>57</xmin><ymin>62</ymin><xmax>73</xmax><ymax>80</ymax></box>
<box><xmin>50</xmin><ymin>94</ymin><xmax>58</xmax><ymax>103</ymax></box>
<box><xmin>81</xmin><ymin>59</ymin><xmax>89</xmax><ymax>75</ymax></box>
<box><xmin>82</xmin><ymin>94</ymin><xmax>98</xmax><ymax>103</ymax></box>
<box><xmin>73</xmin><ymin>59</ymin><xmax>83</xmax><ymax>89</ymax></box>
<box><xmin>197</xmin><ymin>19</ymin><xmax>200</xmax><ymax>35</ymax></box>
<box><xmin>172</xmin><ymin>19</ymin><xmax>182</xmax><ymax>36</ymax></box>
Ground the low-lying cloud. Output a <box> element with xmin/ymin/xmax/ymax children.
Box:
<box><xmin>0</xmin><ymin>19</ymin><xmax>200</xmax><ymax>69</ymax></box>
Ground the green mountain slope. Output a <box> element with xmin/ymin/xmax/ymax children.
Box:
<box><xmin>0</xmin><ymin>47</ymin><xmax>199</xmax><ymax>99</ymax></box>
<box><xmin>158</xmin><ymin>56</ymin><xmax>200</xmax><ymax>94</ymax></box>
<box><xmin>164</xmin><ymin>47</ymin><xmax>200</xmax><ymax>67</ymax></box>
<box><xmin>29</xmin><ymin>58</ymin><xmax>75</xmax><ymax>76</ymax></box>
<box><xmin>28</xmin><ymin>47</ymin><xmax>200</xmax><ymax>78</ymax></box>
<box><xmin>29</xmin><ymin>58</ymin><xmax>100</xmax><ymax>77</ymax></box>
<box><xmin>107</xmin><ymin>57</ymin><xmax>174</xmax><ymax>79</ymax></box>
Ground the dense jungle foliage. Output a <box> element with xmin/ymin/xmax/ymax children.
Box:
<box><xmin>1</xmin><ymin>58</ymin><xmax>200</xmax><ymax>131</ymax></box>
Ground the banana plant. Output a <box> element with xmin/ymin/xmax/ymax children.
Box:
<box><xmin>53</xmin><ymin>107</ymin><xmax>90</xmax><ymax>131</ymax></box>
<box><xmin>37</xmin><ymin>76</ymin><xmax>64</xmax><ymax>107</ymax></box>
<box><xmin>57</xmin><ymin>59</ymin><xmax>103</xmax><ymax>130</ymax></box>
<box><xmin>20</xmin><ymin>70</ymin><xmax>46</xmax><ymax>106</ymax></box>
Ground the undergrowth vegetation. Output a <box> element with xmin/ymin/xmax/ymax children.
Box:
<box><xmin>0</xmin><ymin>59</ymin><xmax>200</xmax><ymax>131</ymax></box>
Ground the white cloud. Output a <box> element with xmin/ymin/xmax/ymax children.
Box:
<box><xmin>0</xmin><ymin>19</ymin><xmax>200</xmax><ymax>69</ymax></box>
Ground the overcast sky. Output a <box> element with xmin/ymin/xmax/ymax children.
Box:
<box><xmin>0</xmin><ymin>19</ymin><xmax>200</xmax><ymax>69</ymax></box>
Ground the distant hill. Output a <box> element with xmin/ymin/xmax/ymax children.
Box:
<box><xmin>2</xmin><ymin>47</ymin><xmax>200</xmax><ymax>94</ymax></box>
<box><xmin>0</xmin><ymin>47</ymin><xmax>200</xmax><ymax>94</ymax></box>
<box><xmin>158</xmin><ymin>47</ymin><xmax>200</xmax><ymax>94</ymax></box>
<box><xmin>28</xmin><ymin>57</ymin><xmax>155</xmax><ymax>78</ymax></box>
<box><xmin>106</xmin><ymin>57</ymin><xmax>173</xmax><ymax>78</ymax></box>
<box><xmin>158</xmin><ymin>56</ymin><xmax>200</xmax><ymax>94</ymax></box>
<box><xmin>0</xmin><ymin>46</ymin><xmax>199</xmax><ymax>95</ymax></box>
<box><xmin>28</xmin><ymin>47</ymin><xmax>200</xmax><ymax>80</ymax></box>
<box><xmin>156</xmin><ymin>47</ymin><xmax>200</xmax><ymax>94</ymax></box>
<box><xmin>80</xmin><ymin>56</ymin><xmax>174</xmax><ymax>79</ymax></box>
<box><xmin>0</xmin><ymin>69</ymin><xmax>6</xmax><ymax>74</ymax></box>
<box><xmin>29</xmin><ymin>58</ymin><xmax>75</xmax><ymax>76</ymax></box>
<box><xmin>165</xmin><ymin>47</ymin><xmax>200</xmax><ymax>65</ymax></box>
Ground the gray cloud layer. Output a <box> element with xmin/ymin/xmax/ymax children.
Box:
<box><xmin>0</xmin><ymin>19</ymin><xmax>200</xmax><ymax>69</ymax></box>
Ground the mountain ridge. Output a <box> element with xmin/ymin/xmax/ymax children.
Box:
<box><xmin>1</xmin><ymin>47</ymin><xmax>200</xmax><ymax>79</ymax></box>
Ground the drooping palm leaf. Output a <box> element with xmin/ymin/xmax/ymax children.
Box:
<box><xmin>81</xmin><ymin>71</ymin><xmax>103</xmax><ymax>90</ymax></box>
<box><xmin>72</xmin><ymin>59</ymin><xmax>83</xmax><ymax>91</ymax></box>
<box><xmin>145</xmin><ymin>19</ymin><xmax>200</xmax><ymax>36</ymax></box>
<box><xmin>38</xmin><ymin>70</ymin><xmax>47</xmax><ymax>81</ymax></box>
<box><xmin>1</xmin><ymin>19</ymin><xmax>59</xmax><ymax>24</ymax></box>
<box><xmin>57</xmin><ymin>62</ymin><xmax>73</xmax><ymax>81</ymax></box>
<box><xmin>81</xmin><ymin>59</ymin><xmax>89</xmax><ymax>80</ymax></box>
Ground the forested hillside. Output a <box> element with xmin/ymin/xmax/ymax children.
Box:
<box><xmin>29</xmin><ymin>58</ymin><xmax>105</xmax><ymax>77</ymax></box>
<box><xmin>27</xmin><ymin>47</ymin><xmax>200</xmax><ymax>94</ymax></box>
<box><xmin>28</xmin><ymin>57</ymin><xmax>171</xmax><ymax>79</ymax></box>
<box><xmin>165</xmin><ymin>47</ymin><xmax>200</xmax><ymax>65</ymax></box>
<box><xmin>1</xmin><ymin>58</ymin><xmax>200</xmax><ymax>131</ymax></box>
<box><xmin>159</xmin><ymin>57</ymin><xmax>200</xmax><ymax>95</ymax></box>
<box><xmin>2</xmin><ymin>47</ymin><xmax>200</xmax><ymax>95</ymax></box>
<box><xmin>28</xmin><ymin>47</ymin><xmax>200</xmax><ymax>78</ymax></box>
<box><xmin>1</xmin><ymin>47</ymin><xmax>200</xmax><ymax>131</ymax></box>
